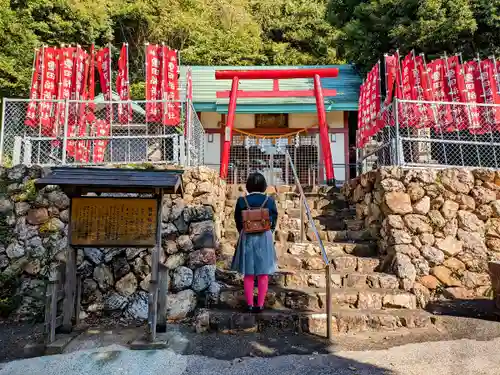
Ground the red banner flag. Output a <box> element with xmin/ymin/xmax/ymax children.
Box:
<box><xmin>416</xmin><ymin>56</ymin><xmax>433</xmax><ymax>101</ymax></box>
<box><xmin>357</xmin><ymin>82</ymin><xmax>366</xmax><ymax>148</ymax></box>
<box><xmin>367</xmin><ymin>63</ymin><xmax>382</xmax><ymax>135</ymax></box>
<box><xmin>398</xmin><ymin>52</ymin><xmax>419</xmax><ymax>128</ymax></box>
<box><xmin>73</xmin><ymin>47</ymin><xmax>87</xmax><ymax>99</ymax></box>
<box><xmin>461</xmin><ymin>61</ymin><xmax>483</xmax><ymax>133</ymax></box>
<box><xmin>96</xmin><ymin>47</ymin><xmax>111</xmax><ymax>100</ymax></box>
<box><xmin>184</xmin><ymin>68</ymin><xmax>193</xmax><ymax>137</ymax></box>
<box><xmin>55</xmin><ymin>47</ymin><xmax>75</xmax><ymax>139</ymax></box>
<box><xmin>411</xmin><ymin>54</ymin><xmax>433</xmax><ymax>128</ymax></box>
<box><xmin>39</xmin><ymin>47</ymin><xmax>59</xmax><ymax>136</ymax></box>
<box><xmin>384</xmin><ymin>55</ymin><xmax>397</xmax><ymax>106</ymax></box>
<box><xmin>96</xmin><ymin>47</ymin><xmax>111</xmax><ymax>123</ymax></box>
<box><xmin>428</xmin><ymin>59</ymin><xmax>452</xmax><ymax>131</ymax></box>
<box><xmin>75</xmin><ymin>46</ymin><xmax>95</xmax><ymax>163</ymax></box>
<box><xmin>479</xmin><ymin>59</ymin><xmax>500</xmax><ymax>130</ymax></box>
<box><xmin>25</xmin><ymin>50</ymin><xmax>42</xmax><ymax>128</ymax></box>
<box><xmin>444</xmin><ymin>56</ymin><xmax>468</xmax><ymax>131</ymax></box>
<box><xmin>92</xmin><ymin>119</ymin><xmax>110</xmax><ymax>163</ymax></box>
<box><xmin>495</xmin><ymin>61</ymin><xmax>500</xmax><ymax>95</ymax></box>
<box><xmin>49</xmin><ymin>47</ymin><xmax>74</xmax><ymax>150</ymax></box>
<box><xmin>362</xmin><ymin>70</ymin><xmax>374</xmax><ymax>137</ymax></box>
<box><xmin>116</xmin><ymin>44</ymin><xmax>132</xmax><ymax>124</ymax></box>
<box><xmin>163</xmin><ymin>48</ymin><xmax>180</xmax><ymax>126</ymax></box>
<box><xmin>146</xmin><ymin>44</ymin><xmax>162</xmax><ymax>122</ymax></box>
<box><xmin>69</xmin><ymin>47</ymin><xmax>87</xmax><ymax>155</ymax></box>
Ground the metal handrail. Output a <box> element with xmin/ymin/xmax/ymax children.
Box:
<box><xmin>285</xmin><ymin>149</ymin><xmax>334</xmax><ymax>342</ymax></box>
<box><xmin>285</xmin><ymin>150</ymin><xmax>329</xmax><ymax>265</ymax></box>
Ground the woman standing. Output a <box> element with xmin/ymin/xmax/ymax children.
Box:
<box><xmin>231</xmin><ymin>172</ymin><xmax>278</xmax><ymax>312</ymax></box>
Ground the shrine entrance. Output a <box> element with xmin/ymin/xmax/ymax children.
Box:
<box><xmin>215</xmin><ymin>67</ymin><xmax>340</xmax><ymax>185</ymax></box>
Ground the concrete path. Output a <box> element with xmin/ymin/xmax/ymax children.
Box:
<box><xmin>1</xmin><ymin>336</ymin><xmax>499</xmax><ymax>375</ymax></box>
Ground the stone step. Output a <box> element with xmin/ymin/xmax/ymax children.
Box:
<box><xmin>283</xmin><ymin>271</ymin><xmax>400</xmax><ymax>290</ymax></box>
<box><xmin>200</xmin><ymin>308</ymin><xmax>434</xmax><ymax>335</ymax></box>
<box><xmin>345</xmin><ymin>219</ymin><xmax>365</xmax><ymax>231</ymax></box>
<box><xmin>287</xmin><ymin>241</ymin><xmax>377</xmax><ymax>258</ymax></box>
<box><xmin>216</xmin><ymin>268</ymin><xmax>399</xmax><ymax>290</ymax></box>
<box><xmin>279</xmin><ymin>254</ymin><xmax>381</xmax><ymax>273</ymax></box>
<box><xmin>216</xmin><ymin>286</ymin><xmax>417</xmax><ymax>312</ymax></box>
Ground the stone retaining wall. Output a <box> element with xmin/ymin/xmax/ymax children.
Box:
<box><xmin>343</xmin><ymin>167</ymin><xmax>499</xmax><ymax>305</ymax></box>
<box><xmin>0</xmin><ymin>165</ymin><xmax>225</xmax><ymax>321</ymax></box>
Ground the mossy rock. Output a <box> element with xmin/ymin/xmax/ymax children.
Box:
<box><xmin>21</xmin><ymin>179</ymin><xmax>37</xmax><ymax>201</ymax></box>
<box><xmin>39</xmin><ymin>220</ymin><xmax>60</xmax><ymax>234</ymax></box>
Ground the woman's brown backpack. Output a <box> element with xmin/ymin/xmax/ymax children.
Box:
<box><xmin>241</xmin><ymin>195</ymin><xmax>271</xmax><ymax>233</ymax></box>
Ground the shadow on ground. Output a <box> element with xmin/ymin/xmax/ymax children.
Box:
<box><xmin>49</xmin><ymin>322</ymin><xmax>398</xmax><ymax>375</ymax></box>
<box><xmin>426</xmin><ymin>298</ymin><xmax>500</xmax><ymax>322</ymax></box>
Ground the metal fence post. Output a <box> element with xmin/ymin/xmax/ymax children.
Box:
<box><xmin>62</xmin><ymin>99</ymin><xmax>69</xmax><ymax>165</ymax></box>
<box><xmin>300</xmin><ymin>195</ymin><xmax>305</xmax><ymax>242</ymax></box>
<box><xmin>185</xmin><ymin>100</ymin><xmax>191</xmax><ymax>167</ymax></box>
<box><xmin>394</xmin><ymin>99</ymin><xmax>402</xmax><ymax>165</ymax></box>
<box><xmin>0</xmin><ymin>99</ymin><xmax>6</xmax><ymax>165</ymax></box>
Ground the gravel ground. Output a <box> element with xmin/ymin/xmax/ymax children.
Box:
<box><xmin>1</xmin><ymin>304</ymin><xmax>500</xmax><ymax>373</ymax></box>
<box><xmin>1</xmin><ymin>336</ymin><xmax>500</xmax><ymax>375</ymax></box>
<box><xmin>0</xmin><ymin>320</ymin><xmax>44</xmax><ymax>363</ymax></box>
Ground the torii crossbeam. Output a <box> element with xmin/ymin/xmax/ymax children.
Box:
<box><xmin>215</xmin><ymin>67</ymin><xmax>338</xmax><ymax>185</ymax></box>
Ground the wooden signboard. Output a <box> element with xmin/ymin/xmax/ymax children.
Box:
<box><xmin>70</xmin><ymin>197</ymin><xmax>158</xmax><ymax>247</ymax></box>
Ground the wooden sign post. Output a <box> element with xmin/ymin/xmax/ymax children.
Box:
<box><xmin>36</xmin><ymin>168</ymin><xmax>183</xmax><ymax>346</ymax></box>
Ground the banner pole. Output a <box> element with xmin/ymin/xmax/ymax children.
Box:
<box><xmin>26</xmin><ymin>48</ymin><xmax>38</xmax><ymax>139</ymax></box>
<box><xmin>125</xmin><ymin>43</ymin><xmax>131</xmax><ymax>125</ymax></box>
<box><xmin>37</xmin><ymin>45</ymin><xmax>46</xmax><ymax>165</ymax></box>
<box><xmin>421</xmin><ymin>53</ymin><xmax>447</xmax><ymax>164</ymax></box>
<box><xmin>458</xmin><ymin>53</ymin><xmax>484</xmax><ymax>165</ymax></box>
<box><xmin>108</xmin><ymin>42</ymin><xmax>113</xmax><ymax>163</ymax></box>
<box><xmin>145</xmin><ymin>42</ymin><xmax>149</xmax><ymax>127</ymax></box>
<box><xmin>492</xmin><ymin>54</ymin><xmax>500</xmax><ymax>97</ymax></box>
<box><xmin>477</xmin><ymin>54</ymin><xmax>497</xmax><ymax>168</ymax></box>
<box><xmin>442</xmin><ymin>51</ymin><xmax>464</xmax><ymax>165</ymax></box>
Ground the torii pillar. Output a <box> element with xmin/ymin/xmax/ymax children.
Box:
<box><xmin>215</xmin><ymin>67</ymin><xmax>339</xmax><ymax>185</ymax></box>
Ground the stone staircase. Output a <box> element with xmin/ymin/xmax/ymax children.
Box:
<box><xmin>202</xmin><ymin>185</ymin><xmax>434</xmax><ymax>336</ymax></box>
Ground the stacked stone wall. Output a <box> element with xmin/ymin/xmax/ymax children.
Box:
<box><xmin>343</xmin><ymin>167</ymin><xmax>500</xmax><ymax>305</ymax></box>
<box><xmin>0</xmin><ymin>165</ymin><xmax>225</xmax><ymax>321</ymax></box>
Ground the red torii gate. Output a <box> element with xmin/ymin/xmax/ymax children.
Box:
<box><xmin>215</xmin><ymin>67</ymin><xmax>339</xmax><ymax>185</ymax></box>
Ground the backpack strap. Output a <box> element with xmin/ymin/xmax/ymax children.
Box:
<box><xmin>242</xmin><ymin>195</ymin><xmax>250</xmax><ymax>209</ymax></box>
<box><xmin>242</xmin><ymin>194</ymin><xmax>268</xmax><ymax>209</ymax></box>
<box><xmin>260</xmin><ymin>195</ymin><xmax>269</xmax><ymax>208</ymax></box>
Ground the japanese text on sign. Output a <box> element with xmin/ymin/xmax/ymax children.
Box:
<box><xmin>70</xmin><ymin>198</ymin><xmax>158</xmax><ymax>247</ymax></box>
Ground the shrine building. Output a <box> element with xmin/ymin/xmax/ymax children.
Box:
<box><xmin>179</xmin><ymin>65</ymin><xmax>361</xmax><ymax>186</ymax></box>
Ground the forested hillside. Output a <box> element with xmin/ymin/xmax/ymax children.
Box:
<box><xmin>0</xmin><ymin>0</ymin><xmax>498</xmax><ymax>98</ymax></box>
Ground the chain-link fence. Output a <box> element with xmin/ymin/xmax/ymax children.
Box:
<box><xmin>225</xmin><ymin>133</ymin><xmax>350</xmax><ymax>186</ymax></box>
<box><xmin>0</xmin><ymin>98</ymin><xmax>205</xmax><ymax>168</ymax></box>
<box><xmin>185</xmin><ymin>101</ymin><xmax>204</xmax><ymax>167</ymax></box>
<box><xmin>357</xmin><ymin>103</ymin><xmax>398</xmax><ymax>173</ymax></box>
<box><xmin>358</xmin><ymin>100</ymin><xmax>500</xmax><ymax>170</ymax></box>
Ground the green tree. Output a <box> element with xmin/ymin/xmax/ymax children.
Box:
<box><xmin>0</xmin><ymin>0</ymin><xmax>39</xmax><ymax>97</ymax></box>
<box><xmin>252</xmin><ymin>0</ymin><xmax>342</xmax><ymax>65</ymax></box>
<box><xmin>327</xmin><ymin>0</ymin><xmax>500</xmax><ymax>71</ymax></box>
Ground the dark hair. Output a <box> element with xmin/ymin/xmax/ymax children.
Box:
<box><xmin>246</xmin><ymin>172</ymin><xmax>267</xmax><ymax>193</ymax></box>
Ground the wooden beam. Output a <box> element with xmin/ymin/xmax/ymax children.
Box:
<box><xmin>215</xmin><ymin>67</ymin><xmax>339</xmax><ymax>80</ymax></box>
<box><xmin>216</xmin><ymin>89</ymin><xmax>337</xmax><ymax>99</ymax></box>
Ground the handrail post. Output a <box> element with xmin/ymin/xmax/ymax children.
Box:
<box><xmin>326</xmin><ymin>263</ymin><xmax>333</xmax><ymax>341</ymax></box>
<box><xmin>285</xmin><ymin>150</ymin><xmax>333</xmax><ymax>342</ymax></box>
<box><xmin>300</xmin><ymin>195</ymin><xmax>305</xmax><ymax>242</ymax></box>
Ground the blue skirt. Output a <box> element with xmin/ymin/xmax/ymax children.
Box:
<box><xmin>231</xmin><ymin>230</ymin><xmax>277</xmax><ymax>275</ymax></box>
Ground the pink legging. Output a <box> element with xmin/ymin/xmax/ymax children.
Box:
<box><xmin>243</xmin><ymin>275</ymin><xmax>269</xmax><ymax>307</ymax></box>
